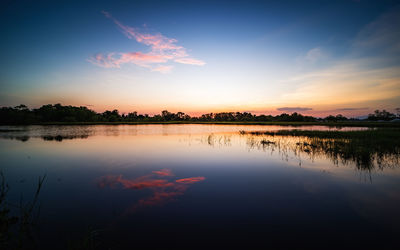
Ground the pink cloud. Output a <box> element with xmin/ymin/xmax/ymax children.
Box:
<box><xmin>101</xmin><ymin>11</ymin><xmax>185</xmax><ymax>54</ymax></box>
<box><xmin>89</xmin><ymin>11</ymin><xmax>205</xmax><ymax>72</ymax></box>
<box><xmin>174</xmin><ymin>58</ymin><xmax>206</xmax><ymax>66</ymax></box>
<box><xmin>88</xmin><ymin>52</ymin><xmax>169</xmax><ymax>68</ymax></box>
<box><xmin>151</xmin><ymin>65</ymin><xmax>174</xmax><ymax>73</ymax></box>
<box><xmin>87</xmin><ymin>53</ymin><xmax>120</xmax><ymax>68</ymax></box>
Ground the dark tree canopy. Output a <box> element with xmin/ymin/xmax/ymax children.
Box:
<box><xmin>0</xmin><ymin>104</ymin><xmax>398</xmax><ymax>125</ymax></box>
<box><xmin>367</xmin><ymin>110</ymin><xmax>397</xmax><ymax>121</ymax></box>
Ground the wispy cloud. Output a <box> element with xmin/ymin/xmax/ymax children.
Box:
<box><xmin>304</xmin><ymin>47</ymin><xmax>323</xmax><ymax>63</ymax></box>
<box><xmin>281</xmin><ymin>60</ymin><xmax>400</xmax><ymax>106</ymax></box>
<box><xmin>334</xmin><ymin>107</ymin><xmax>369</xmax><ymax>111</ymax></box>
<box><xmin>88</xmin><ymin>11</ymin><xmax>205</xmax><ymax>73</ymax></box>
<box><xmin>174</xmin><ymin>57</ymin><xmax>206</xmax><ymax>66</ymax></box>
<box><xmin>353</xmin><ymin>6</ymin><xmax>400</xmax><ymax>54</ymax></box>
<box><xmin>277</xmin><ymin>107</ymin><xmax>312</xmax><ymax>112</ymax></box>
<box><xmin>280</xmin><ymin>7</ymin><xmax>400</xmax><ymax>109</ymax></box>
<box><xmin>295</xmin><ymin>47</ymin><xmax>326</xmax><ymax>67</ymax></box>
<box><xmin>88</xmin><ymin>52</ymin><xmax>168</xmax><ymax>69</ymax></box>
<box><xmin>151</xmin><ymin>65</ymin><xmax>174</xmax><ymax>73</ymax></box>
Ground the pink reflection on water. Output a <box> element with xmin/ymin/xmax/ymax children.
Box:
<box><xmin>176</xmin><ymin>176</ymin><xmax>206</xmax><ymax>184</ymax></box>
<box><xmin>97</xmin><ymin>169</ymin><xmax>205</xmax><ymax>213</ymax></box>
<box><xmin>152</xmin><ymin>168</ymin><xmax>174</xmax><ymax>176</ymax></box>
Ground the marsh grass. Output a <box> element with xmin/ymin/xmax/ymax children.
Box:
<box><xmin>0</xmin><ymin>171</ymin><xmax>45</xmax><ymax>249</ymax></box>
<box><xmin>240</xmin><ymin>129</ymin><xmax>400</xmax><ymax>170</ymax></box>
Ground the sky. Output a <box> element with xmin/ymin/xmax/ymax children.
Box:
<box><xmin>0</xmin><ymin>0</ymin><xmax>399</xmax><ymax>117</ymax></box>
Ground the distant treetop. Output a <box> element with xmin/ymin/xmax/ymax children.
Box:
<box><xmin>0</xmin><ymin>104</ymin><xmax>398</xmax><ymax>124</ymax></box>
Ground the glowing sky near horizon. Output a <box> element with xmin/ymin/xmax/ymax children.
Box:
<box><xmin>0</xmin><ymin>0</ymin><xmax>399</xmax><ymax>117</ymax></box>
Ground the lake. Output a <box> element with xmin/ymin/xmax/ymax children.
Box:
<box><xmin>1</xmin><ymin>125</ymin><xmax>399</xmax><ymax>249</ymax></box>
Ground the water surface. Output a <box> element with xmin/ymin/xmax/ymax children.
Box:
<box><xmin>0</xmin><ymin>125</ymin><xmax>399</xmax><ymax>249</ymax></box>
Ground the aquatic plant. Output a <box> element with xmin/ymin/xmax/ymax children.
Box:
<box><xmin>0</xmin><ymin>171</ymin><xmax>45</xmax><ymax>249</ymax></box>
<box><xmin>240</xmin><ymin>129</ymin><xmax>400</xmax><ymax>170</ymax></box>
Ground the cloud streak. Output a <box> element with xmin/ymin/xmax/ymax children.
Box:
<box><xmin>88</xmin><ymin>11</ymin><xmax>205</xmax><ymax>73</ymax></box>
<box><xmin>277</xmin><ymin>107</ymin><xmax>313</xmax><ymax>112</ymax></box>
<box><xmin>353</xmin><ymin>6</ymin><xmax>400</xmax><ymax>54</ymax></box>
<box><xmin>279</xmin><ymin>7</ymin><xmax>400</xmax><ymax>111</ymax></box>
<box><xmin>305</xmin><ymin>47</ymin><xmax>323</xmax><ymax>63</ymax></box>
<box><xmin>334</xmin><ymin>107</ymin><xmax>369</xmax><ymax>111</ymax></box>
<box><xmin>151</xmin><ymin>65</ymin><xmax>174</xmax><ymax>73</ymax></box>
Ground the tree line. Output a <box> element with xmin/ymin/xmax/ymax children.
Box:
<box><xmin>0</xmin><ymin>104</ymin><xmax>399</xmax><ymax>124</ymax></box>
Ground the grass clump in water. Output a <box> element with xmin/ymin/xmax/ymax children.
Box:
<box><xmin>240</xmin><ymin>129</ymin><xmax>400</xmax><ymax>170</ymax></box>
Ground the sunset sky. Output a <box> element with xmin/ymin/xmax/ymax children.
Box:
<box><xmin>1</xmin><ymin>0</ymin><xmax>399</xmax><ymax>117</ymax></box>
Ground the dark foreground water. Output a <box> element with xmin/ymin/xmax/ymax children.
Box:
<box><xmin>1</xmin><ymin>125</ymin><xmax>399</xmax><ymax>249</ymax></box>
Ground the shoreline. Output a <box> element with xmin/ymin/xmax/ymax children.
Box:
<box><xmin>1</xmin><ymin>121</ymin><xmax>400</xmax><ymax>127</ymax></box>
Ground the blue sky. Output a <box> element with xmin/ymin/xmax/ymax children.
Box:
<box><xmin>1</xmin><ymin>0</ymin><xmax>399</xmax><ymax>117</ymax></box>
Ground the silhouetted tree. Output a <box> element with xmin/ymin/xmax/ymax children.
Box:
<box><xmin>368</xmin><ymin>110</ymin><xmax>396</xmax><ymax>121</ymax></box>
<box><xmin>1</xmin><ymin>103</ymin><xmax>383</xmax><ymax>124</ymax></box>
<box><xmin>325</xmin><ymin>114</ymin><xmax>348</xmax><ymax>122</ymax></box>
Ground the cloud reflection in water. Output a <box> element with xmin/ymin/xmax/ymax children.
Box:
<box><xmin>97</xmin><ymin>169</ymin><xmax>205</xmax><ymax>212</ymax></box>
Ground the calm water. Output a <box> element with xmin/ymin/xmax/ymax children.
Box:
<box><xmin>1</xmin><ymin>125</ymin><xmax>399</xmax><ymax>249</ymax></box>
